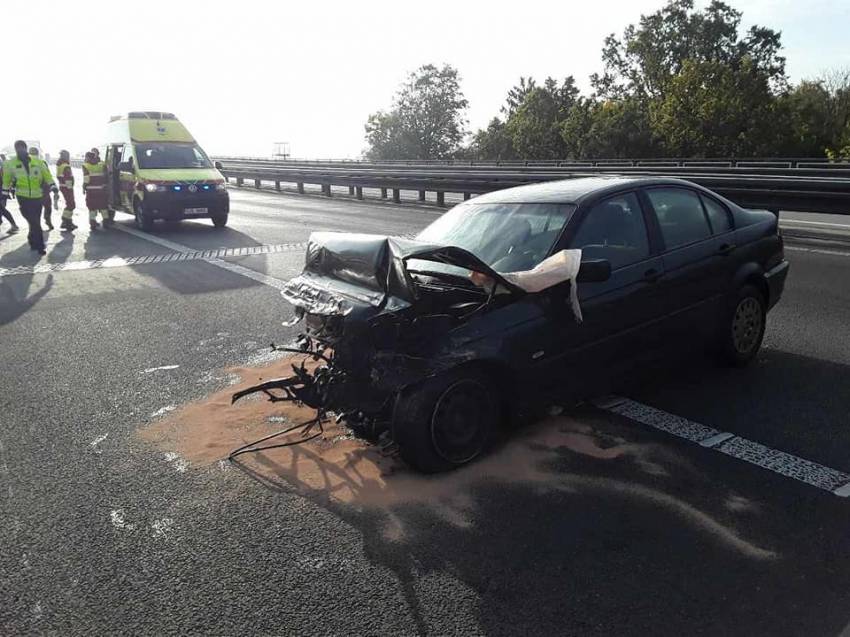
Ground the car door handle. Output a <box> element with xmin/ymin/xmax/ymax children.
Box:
<box><xmin>643</xmin><ymin>268</ymin><xmax>661</xmax><ymax>283</ymax></box>
<box><xmin>718</xmin><ymin>243</ymin><xmax>736</xmax><ymax>256</ymax></box>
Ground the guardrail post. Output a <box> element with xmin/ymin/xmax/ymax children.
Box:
<box><xmin>437</xmin><ymin>191</ymin><xmax>445</xmax><ymax>207</ymax></box>
<box><xmin>254</xmin><ymin>178</ymin><xmax>261</xmax><ymax>188</ymax></box>
<box><xmin>393</xmin><ymin>188</ymin><xmax>401</xmax><ymax>203</ymax></box>
<box><xmin>348</xmin><ymin>186</ymin><xmax>355</xmax><ymax>196</ymax></box>
<box><xmin>275</xmin><ymin>181</ymin><xmax>281</xmax><ymax>191</ymax></box>
<box><xmin>381</xmin><ymin>188</ymin><xmax>388</xmax><ymax>199</ymax></box>
<box><xmin>323</xmin><ymin>184</ymin><xmax>332</xmax><ymax>197</ymax></box>
<box><xmin>236</xmin><ymin>177</ymin><xmax>243</xmax><ymax>186</ymax></box>
<box><xmin>297</xmin><ymin>182</ymin><xmax>304</xmax><ymax>194</ymax></box>
<box><xmin>356</xmin><ymin>186</ymin><xmax>363</xmax><ymax>200</ymax></box>
<box><xmin>463</xmin><ymin>192</ymin><xmax>471</xmax><ymax>201</ymax></box>
<box><xmin>418</xmin><ymin>190</ymin><xmax>426</xmax><ymax>202</ymax></box>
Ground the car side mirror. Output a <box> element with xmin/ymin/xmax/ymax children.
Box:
<box><xmin>118</xmin><ymin>161</ymin><xmax>133</xmax><ymax>172</ymax></box>
<box><xmin>577</xmin><ymin>259</ymin><xmax>611</xmax><ymax>283</ymax></box>
<box><xmin>214</xmin><ymin>160</ymin><xmax>223</xmax><ymax>170</ymax></box>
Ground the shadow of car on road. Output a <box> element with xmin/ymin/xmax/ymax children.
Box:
<box><xmin>225</xmin><ymin>393</ymin><xmax>850</xmax><ymax>636</ymax></box>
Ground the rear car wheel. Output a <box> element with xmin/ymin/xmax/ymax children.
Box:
<box><xmin>134</xmin><ymin>200</ymin><xmax>154</xmax><ymax>231</ymax></box>
<box><xmin>392</xmin><ymin>368</ymin><xmax>499</xmax><ymax>473</ymax></box>
<box><xmin>211</xmin><ymin>214</ymin><xmax>228</xmax><ymax>228</ymax></box>
<box><xmin>720</xmin><ymin>284</ymin><xmax>766</xmax><ymax>367</ymax></box>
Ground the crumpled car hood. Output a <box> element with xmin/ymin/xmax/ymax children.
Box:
<box><xmin>281</xmin><ymin>232</ymin><xmax>524</xmax><ymax>317</ymax></box>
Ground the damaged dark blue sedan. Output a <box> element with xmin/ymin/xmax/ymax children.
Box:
<box><xmin>232</xmin><ymin>177</ymin><xmax>789</xmax><ymax>472</ymax></box>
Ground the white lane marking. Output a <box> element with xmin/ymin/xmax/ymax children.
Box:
<box><xmin>115</xmin><ymin>224</ymin><xmax>295</xmax><ymax>290</ymax></box>
<box><xmin>595</xmin><ymin>396</ymin><xmax>850</xmax><ymax>497</ymax></box>
<box><xmin>0</xmin><ymin>241</ymin><xmax>309</xmax><ymax>278</ymax></box>
<box><xmin>832</xmin><ymin>483</ymin><xmax>850</xmax><ymax>498</ymax></box>
<box><xmin>113</xmin><ymin>225</ymin><xmax>193</xmax><ymax>253</ymax></box>
<box><xmin>780</xmin><ymin>219</ymin><xmax>850</xmax><ymax>229</ymax></box>
<box><xmin>142</xmin><ymin>365</ymin><xmax>180</xmax><ymax>374</ymax></box>
<box><xmin>109</xmin><ymin>509</ymin><xmax>137</xmax><ymax>531</ymax></box>
<box><xmin>205</xmin><ymin>257</ymin><xmax>290</xmax><ymax>290</ymax></box>
<box><xmin>699</xmin><ymin>432</ymin><xmax>735</xmax><ymax>448</ymax></box>
<box><xmin>785</xmin><ymin>245</ymin><xmax>850</xmax><ymax>258</ymax></box>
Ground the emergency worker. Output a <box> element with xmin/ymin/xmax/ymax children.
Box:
<box><xmin>82</xmin><ymin>151</ymin><xmax>109</xmax><ymax>229</ymax></box>
<box><xmin>29</xmin><ymin>147</ymin><xmax>54</xmax><ymax>229</ymax></box>
<box><xmin>56</xmin><ymin>150</ymin><xmax>77</xmax><ymax>231</ymax></box>
<box><xmin>0</xmin><ymin>154</ymin><xmax>21</xmax><ymax>234</ymax></box>
<box><xmin>1</xmin><ymin>140</ymin><xmax>57</xmax><ymax>254</ymax></box>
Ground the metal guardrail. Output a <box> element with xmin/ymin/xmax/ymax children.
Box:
<box><xmin>215</xmin><ymin>155</ymin><xmax>850</xmax><ymax>170</ymax></box>
<box><xmin>217</xmin><ymin>158</ymin><xmax>850</xmax><ymax>215</ymax></box>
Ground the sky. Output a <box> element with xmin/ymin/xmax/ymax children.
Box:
<box><xmin>2</xmin><ymin>0</ymin><xmax>848</xmax><ymax>159</ymax></box>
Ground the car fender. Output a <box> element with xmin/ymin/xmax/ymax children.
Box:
<box><xmin>731</xmin><ymin>261</ymin><xmax>769</xmax><ymax>304</ymax></box>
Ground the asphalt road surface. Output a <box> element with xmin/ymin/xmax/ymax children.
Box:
<box><xmin>2</xmin><ymin>183</ymin><xmax>850</xmax><ymax>636</ymax></box>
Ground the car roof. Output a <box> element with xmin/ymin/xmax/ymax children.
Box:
<box><xmin>467</xmin><ymin>176</ymin><xmax>702</xmax><ymax>205</ymax></box>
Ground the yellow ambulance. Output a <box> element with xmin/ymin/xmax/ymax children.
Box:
<box><xmin>103</xmin><ymin>112</ymin><xmax>229</xmax><ymax>230</ymax></box>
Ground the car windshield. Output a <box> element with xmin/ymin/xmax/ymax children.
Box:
<box><xmin>413</xmin><ymin>202</ymin><xmax>576</xmax><ymax>276</ymax></box>
<box><xmin>136</xmin><ymin>143</ymin><xmax>211</xmax><ymax>169</ymax></box>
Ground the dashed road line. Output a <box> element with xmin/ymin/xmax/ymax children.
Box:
<box><xmin>595</xmin><ymin>396</ymin><xmax>850</xmax><ymax>497</ymax></box>
<box><xmin>113</xmin><ymin>224</ymin><xmax>303</xmax><ymax>292</ymax></box>
<box><xmin>0</xmin><ymin>240</ymin><xmax>308</xmax><ymax>278</ymax></box>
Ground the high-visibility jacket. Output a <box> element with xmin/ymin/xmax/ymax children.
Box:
<box><xmin>1</xmin><ymin>156</ymin><xmax>55</xmax><ymax>199</ymax></box>
<box><xmin>82</xmin><ymin>161</ymin><xmax>106</xmax><ymax>190</ymax></box>
<box><xmin>56</xmin><ymin>160</ymin><xmax>74</xmax><ymax>189</ymax></box>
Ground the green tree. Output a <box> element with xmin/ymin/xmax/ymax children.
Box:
<box><xmin>651</xmin><ymin>58</ymin><xmax>783</xmax><ymax>156</ymax></box>
<box><xmin>504</xmin><ymin>77</ymin><xmax>579</xmax><ymax>158</ymax></box>
<box><xmin>561</xmin><ymin>97</ymin><xmax>658</xmax><ymax>158</ymax></box>
<box><xmin>592</xmin><ymin>0</ymin><xmax>786</xmax><ymax>101</ymax></box>
<box><xmin>502</xmin><ymin>77</ymin><xmax>537</xmax><ymax>117</ymax></box>
<box><xmin>364</xmin><ymin>64</ymin><xmax>469</xmax><ymax>160</ymax></box>
<box><xmin>469</xmin><ymin>117</ymin><xmax>516</xmax><ymax>160</ymax></box>
<box><xmin>780</xmin><ymin>81</ymin><xmax>834</xmax><ymax>156</ymax></box>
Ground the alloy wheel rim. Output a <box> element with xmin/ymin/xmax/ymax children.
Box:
<box><xmin>732</xmin><ymin>297</ymin><xmax>762</xmax><ymax>354</ymax></box>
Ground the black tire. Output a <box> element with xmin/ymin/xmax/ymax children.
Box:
<box><xmin>719</xmin><ymin>284</ymin><xmax>766</xmax><ymax>367</ymax></box>
<box><xmin>134</xmin><ymin>200</ymin><xmax>154</xmax><ymax>231</ymax></box>
<box><xmin>392</xmin><ymin>368</ymin><xmax>499</xmax><ymax>473</ymax></box>
<box><xmin>211</xmin><ymin>214</ymin><xmax>228</xmax><ymax>228</ymax></box>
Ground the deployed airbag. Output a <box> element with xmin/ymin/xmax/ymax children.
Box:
<box><xmin>502</xmin><ymin>249</ymin><xmax>583</xmax><ymax>322</ymax></box>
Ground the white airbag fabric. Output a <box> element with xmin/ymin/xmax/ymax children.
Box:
<box><xmin>501</xmin><ymin>249</ymin><xmax>583</xmax><ymax>322</ymax></box>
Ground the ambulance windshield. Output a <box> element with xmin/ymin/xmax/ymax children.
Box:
<box><xmin>136</xmin><ymin>143</ymin><xmax>212</xmax><ymax>169</ymax></box>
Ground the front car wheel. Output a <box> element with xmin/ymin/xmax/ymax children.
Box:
<box><xmin>392</xmin><ymin>369</ymin><xmax>500</xmax><ymax>473</ymax></box>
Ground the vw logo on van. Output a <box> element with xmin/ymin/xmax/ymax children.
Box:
<box><xmin>188</xmin><ymin>184</ymin><xmax>198</xmax><ymax>193</ymax></box>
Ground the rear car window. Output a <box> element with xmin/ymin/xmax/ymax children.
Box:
<box><xmin>646</xmin><ymin>188</ymin><xmax>711</xmax><ymax>249</ymax></box>
<box><xmin>569</xmin><ymin>192</ymin><xmax>649</xmax><ymax>270</ymax></box>
<box><xmin>700</xmin><ymin>195</ymin><xmax>732</xmax><ymax>234</ymax></box>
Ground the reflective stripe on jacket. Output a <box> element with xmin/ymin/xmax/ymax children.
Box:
<box><xmin>56</xmin><ymin>161</ymin><xmax>74</xmax><ymax>188</ymax></box>
<box><xmin>82</xmin><ymin>161</ymin><xmax>106</xmax><ymax>189</ymax></box>
<box><xmin>2</xmin><ymin>157</ymin><xmax>55</xmax><ymax>199</ymax></box>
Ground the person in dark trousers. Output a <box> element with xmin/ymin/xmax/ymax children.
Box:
<box><xmin>29</xmin><ymin>147</ymin><xmax>54</xmax><ymax>229</ymax></box>
<box><xmin>1</xmin><ymin>140</ymin><xmax>57</xmax><ymax>255</ymax></box>
<box><xmin>0</xmin><ymin>154</ymin><xmax>21</xmax><ymax>234</ymax></box>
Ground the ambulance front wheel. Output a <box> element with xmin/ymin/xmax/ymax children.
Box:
<box><xmin>211</xmin><ymin>214</ymin><xmax>228</xmax><ymax>228</ymax></box>
<box><xmin>134</xmin><ymin>200</ymin><xmax>154</xmax><ymax>232</ymax></box>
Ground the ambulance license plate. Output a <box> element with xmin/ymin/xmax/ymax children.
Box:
<box><xmin>185</xmin><ymin>207</ymin><xmax>208</xmax><ymax>215</ymax></box>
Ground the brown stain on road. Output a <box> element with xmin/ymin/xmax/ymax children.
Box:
<box><xmin>140</xmin><ymin>354</ymin><xmax>777</xmax><ymax>560</ymax></box>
